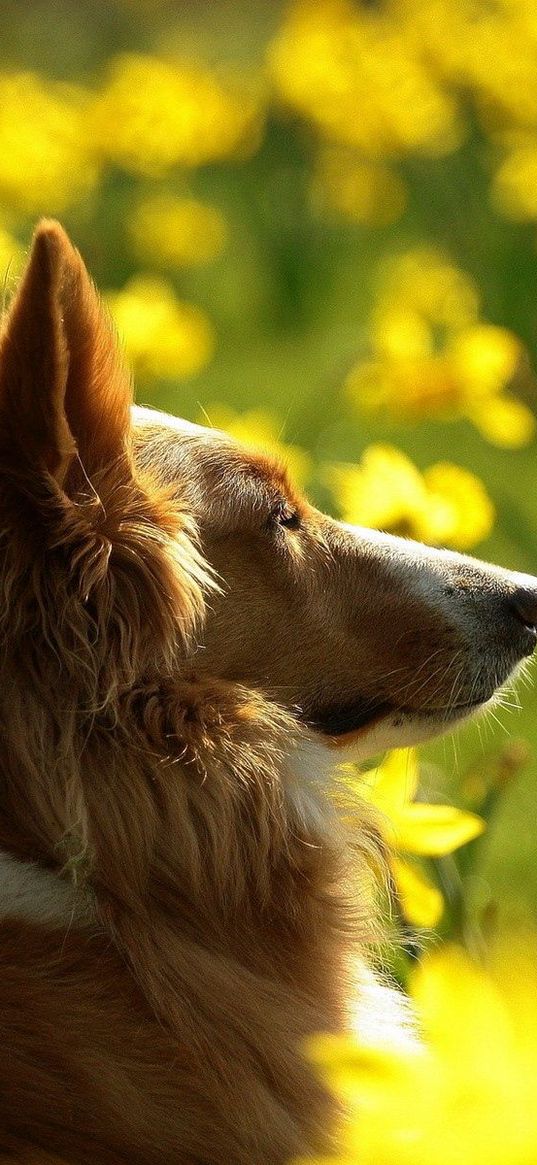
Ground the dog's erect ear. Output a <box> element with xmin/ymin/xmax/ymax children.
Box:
<box><xmin>0</xmin><ymin>219</ymin><xmax>131</xmax><ymax>487</ymax></box>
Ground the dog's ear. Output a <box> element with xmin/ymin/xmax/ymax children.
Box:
<box><xmin>0</xmin><ymin>219</ymin><xmax>131</xmax><ymax>487</ymax></box>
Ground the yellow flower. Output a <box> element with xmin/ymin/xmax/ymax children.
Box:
<box><xmin>129</xmin><ymin>194</ymin><xmax>228</xmax><ymax>268</ymax></box>
<box><xmin>352</xmin><ymin>749</ymin><xmax>484</xmax><ymax>927</ymax></box>
<box><xmin>0</xmin><ymin>72</ymin><xmax>98</xmax><ymax>213</ymax></box>
<box><xmin>421</xmin><ymin>462</ymin><xmax>496</xmax><ymax>549</ymax></box>
<box><xmin>107</xmin><ymin>275</ymin><xmax>214</xmax><ymax>380</ymax></box>
<box><xmin>449</xmin><ymin>324</ymin><xmax>522</xmax><ymax>397</ymax></box>
<box><xmin>92</xmin><ymin>53</ymin><xmax>263</xmax><ymax>177</ymax></box>
<box><xmin>198</xmin><ymin>404</ymin><xmax>312</xmax><ymax>487</ymax></box>
<box><xmin>493</xmin><ymin>137</ymin><xmax>537</xmax><ymax>220</ymax></box>
<box><xmin>268</xmin><ymin>0</ymin><xmax>460</xmax><ymax>157</ymax></box>
<box><xmin>314</xmin><ymin>148</ymin><xmax>407</xmax><ymax>226</ymax></box>
<box><xmin>376</xmin><ymin>250</ymin><xmax>480</xmax><ymax>331</ymax></box>
<box><xmin>325</xmin><ymin>445</ymin><xmax>495</xmax><ymax>551</ymax></box>
<box><xmin>470</xmin><ymin>395</ymin><xmax>536</xmax><ymax>448</ymax></box>
<box><xmin>270</xmin><ymin>0</ymin><xmax>537</xmax><ymax>225</ymax></box>
<box><xmin>300</xmin><ymin>938</ymin><xmax>537</xmax><ymax>1165</ymax></box>
<box><xmin>397</xmin><ymin>0</ymin><xmax>537</xmax><ymax>136</ymax></box>
<box><xmin>347</xmin><ymin>251</ymin><xmax>535</xmax><ymax>446</ymax></box>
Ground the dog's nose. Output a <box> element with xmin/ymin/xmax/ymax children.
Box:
<box><xmin>507</xmin><ymin>585</ymin><xmax>537</xmax><ymax>654</ymax></box>
<box><xmin>510</xmin><ymin>585</ymin><xmax>537</xmax><ymax>630</ymax></box>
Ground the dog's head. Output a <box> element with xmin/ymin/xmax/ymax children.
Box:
<box><xmin>0</xmin><ymin>220</ymin><xmax>535</xmax><ymax>876</ymax></box>
<box><xmin>132</xmin><ymin>409</ymin><xmax>537</xmax><ymax>760</ymax></box>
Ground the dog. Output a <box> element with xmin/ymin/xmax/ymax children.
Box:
<box><xmin>0</xmin><ymin>220</ymin><xmax>535</xmax><ymax>1164</ymax></box>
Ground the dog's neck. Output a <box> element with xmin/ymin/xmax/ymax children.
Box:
<box><xmin>0</xmin><ymin>738</ymin><xmax>360</xmax><ymax>930</ymax></box>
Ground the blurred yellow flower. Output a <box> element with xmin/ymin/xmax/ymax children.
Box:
<box><xmin>299</xmin><ymin>938</ymin><xmax>537</xmax><ymax>1165</ymax></box>
<box><xmin>493</xmin><ymin>137</ymin><xmax>537</xmax><ymax>220</ymax></box>
<box><xmin>376</xmin><ymin>249</ymin><xmax>480</xmax><ymax>331</ymax></box>
<box><xmin>326</xmin><ymin>445</ymin><xmax>495</xmax><ymax>550</ymax></box>
<box><xmin>92</xmin><ymin>53</ymin><xmax>263</xmax><ymax>177</ymax></box>
<box><xmin>0</xmin><ymin>72</ymin><xmax>98</xmax><ymax>213</ymax></box>
<box><xmin>346</xmin><ymin>750</ymin><xmax>484</xmax><ymax>927</ymax></box>
<box><xmin>314</xmin><ymin>148</ymin><xmax>407</xmax><ymax>226</ymax></box>
<box><xmin>129</xmin><ymin>194</ymin><xmax>228</xmax><ymax>267</ymax></box>
<box><xmin>270</xmin><ymin>0</ymin><xmax>537</xmax><ymax>224</ymax></box>
<box><xmin>347</xmin><ymin>251</ymin><xmax>535</xmax><ymax>447</ymax></box>
<box><xmin>198</xmin><ymin>404</ymin><xmax>312</xmax><ymax>487</ymax></box>
<box><xmin>470</xmin><ymin>394</ymin><xmax>536</xmax><ymax>448</ymax></box>
<box><xmin>107</xmin><ymin>275</ymin><xmax>214</xmax><ymax>380</ymax></box>
<box><xmin>449</xmin><ymin>324</ymin><xmax>522</xmax><ymax>397</ymax></box>
<box><xmin>393</xmin><ymin>0</ymin><xmax>537</xmax><ymax>214</ymax></box>
<box><xmin>268</xmin><ymin>0</ymin><xmax>461</xmax><ymax>158</ymax></box>
<box><xmin>396</xmin><ymin>0</ymin><xmax>537</xmax><ymax>133</ymax></box>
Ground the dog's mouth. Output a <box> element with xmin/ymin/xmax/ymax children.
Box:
<box><xmin>306</xmin><ymin>698</ymin><xmax>393</xmax><ymax>737</ymax></box>
<box><xmin>306</xmin><ymin>692</ymin><xmax>494</xmax><ymax>738</ymax></box>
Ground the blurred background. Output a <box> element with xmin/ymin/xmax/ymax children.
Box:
<box><xmin>2</xmin><ymin>0</ymin><xmax>537</xmax><ymax>952</ymax></box>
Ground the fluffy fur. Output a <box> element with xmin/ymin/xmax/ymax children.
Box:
<box><xmin>0</xmin><ymin>221</ymin><xmax>535</xmax><ymax>1164</ymax></box>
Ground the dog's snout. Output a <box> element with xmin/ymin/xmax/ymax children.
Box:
<box><xmin>444</xmin><ymin>567</ymin><xmax>537</xmax><ymax>667</ymax></box>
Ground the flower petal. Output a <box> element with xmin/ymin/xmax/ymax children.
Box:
<box><xmin>391</xmin><ymin>855</ymin><xmax>444</xmax><ymax>928</ymax></box>
<box><xmin>396</xmin><ymin>804</ymin><xmax>485</xmax><ymax>855</ymax></box>
<box><xmin>367</xmin><ymin>749</ymin><xmax>420</xmax><ymax>815</ymax></box>
<box><xmin>470</xmin><ymin>395</ymin><xmax>536</xmax><ymax>448</ymax></box>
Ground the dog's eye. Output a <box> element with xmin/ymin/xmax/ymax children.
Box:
<box><xmin>272</xmin><ymin>501</ymin><xmax>300</xmax><ymax>531</ymax></box>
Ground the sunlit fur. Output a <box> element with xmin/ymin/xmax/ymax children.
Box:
<box><xmin>0</xmin><ymin>221</ymin><xmax>535</xmax><ymax>1164</ymax></box>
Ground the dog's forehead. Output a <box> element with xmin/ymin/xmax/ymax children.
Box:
<box><xmin>133</xmin><ymin>405</ymin><xmax>230</xmax><ymax>448</ymax></box>
<box><xmin>132</xmin><ymin>404</ymin><xmax>295</xmax><ymax>520</ymax></box>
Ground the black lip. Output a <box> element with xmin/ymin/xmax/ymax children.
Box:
<box><xmin>398</xmin><ymin>696</ymin><xmax>491</xmax><ymax>724</ymax></box>
<box><xmin>401</xmin><ymin>693</ymin><xmax>492</xmax><ymax>714</ymax></box>
<box><xmin>306</xmin><ymin>698</ymin><xmax>394</xmax><ymax>736</ymax></box>
<box><xmin>306</xmin><ymin>691</ymin><xmax>494</xmax><ymax>736</ymax></box>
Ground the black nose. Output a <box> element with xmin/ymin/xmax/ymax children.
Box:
<box><xmin>510</xmin><ymin>586</ymin><xmax>537</xmax><ymax>629</ymax></box>
<box><xmin>508</xmin><ymin>586</ymin><xmax>537</xmax><ymax>654</ymax></box>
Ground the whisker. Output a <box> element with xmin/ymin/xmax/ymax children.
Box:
<box><xmin>484</xmin><ymin>705</ymin><xmax>510</xmax><ymax>736</ymax></box>
<box><xmin>197</xmin><ymin>402</ymin><xmax>214</xmax><ymax>428</ymax></box>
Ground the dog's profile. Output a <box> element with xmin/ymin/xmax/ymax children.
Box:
<box><xmin>0</xmin><ymin>221</ymin><xmax>535</xmax><ymax>1164</ymax></box>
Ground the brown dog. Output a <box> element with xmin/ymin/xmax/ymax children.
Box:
<box><xmin>0</xmin><ymin>221</ymin><xmax>534</xmax><ymax>1164</ymax></box>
